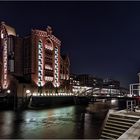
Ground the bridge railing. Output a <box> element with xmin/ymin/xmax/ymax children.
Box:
<box><xmin>76</xmin><ymin>87</ymin><xmax>126</xmax><ymax>97</ymax></box>
<box><xmin>129</xmin><ymin>83</ymin><xmax>140</xmax><ymax>96</ymax></box>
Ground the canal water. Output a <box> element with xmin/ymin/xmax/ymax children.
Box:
<box><xmin>0</xmin><ymin>100</ymin><xmax>119</xmax><ymax>139</ymax></box>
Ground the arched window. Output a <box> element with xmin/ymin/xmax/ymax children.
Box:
<box><xmin>45</xmin><ymin>39</ymin><xmax>53</xmax><ymax>51</ymax></box>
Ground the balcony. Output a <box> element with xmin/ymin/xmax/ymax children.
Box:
<box><xmin>45</xmin><ymin>76</ymin><xmax>53</xmax><ymax>81</ymax></box>
<box><xmin>45</xmin><ymin>44</ymin><xmax>53</xmax><ymax>51</ymax></box>
<box><xmin>45</xmin><ymin>64</ymin><xmax>53</xmax><ymax>70</ymax></box>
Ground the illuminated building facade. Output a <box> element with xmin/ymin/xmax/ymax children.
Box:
<box><xmin>0</xmin><ymin>22</ymin><xmax>23</xmax><ymax>93</ymax></box>
<box><xmin>0</xmin><ymin>22</ymin><xmax>70</xmax><ymax>95</ymax></box>
<box><xmin>23</xmin><ymin>26</ymin><xmax>62</xmax><ymax>93</ymax></box>
<box><xmin>0</xmin><ymin>22</ymin><xmax>14</xmax><ymax>90</ymax></box>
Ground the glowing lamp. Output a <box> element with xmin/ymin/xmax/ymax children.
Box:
<box><xmin>26</xmin><ymin>90</ymin><xmax>30</xmax><ymax>94</ymax></box>
<box><xmin>7</xmin><ymin>90</ymin><xmax>10</xmax><ymax>93</ymax></box>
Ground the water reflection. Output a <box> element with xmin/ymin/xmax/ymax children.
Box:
<box><xmin>0</xmin><ymin>105</ymin><xmax>108</xmax><ymax>139</ymax></box>
<box><xmin>0</xmin><ymin>111</ymin><xmax>14</xmax><ymax>138</ymax></box>
<box><xmin>11</xmin><ymin>112</ymin><xmax>24</xmax><ymax>139</ymax></box>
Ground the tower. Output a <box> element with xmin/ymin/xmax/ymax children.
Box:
<box><xmin>0</xmin><ymin>22</ymin><xmax>16</xmax><ymax>91</ymax></box>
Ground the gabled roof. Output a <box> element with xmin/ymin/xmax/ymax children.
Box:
<box><xmin>1</xmin><ymin>21</ymin><xmax>16</xmax><ymax>36</ymax></box>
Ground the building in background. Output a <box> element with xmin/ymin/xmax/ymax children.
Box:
<box><xmin>70</xmin><ymin>74</ymin><xmax>128</xmax><ymax>96</ymax></box>
<box><xmin>60</xmin><ymin>55</ymin><xmax>70</xmax><ymax>93</ymax></box>
<box><xmin>103</xmin><ymin>78</ymin><xmax>120</xmax><ymax>89</ymax></box>
<box><xmin>76</xmin><ymin>74</ymin><xmax>103</xmax><ymax>87</ymax></box>
<box><xmin>70</xmin><ymin>74</ymin><xmax>80</xmax><ymax>86</ymax></box>
<box><xmin>70</xmin><ymin>74</ymin><xmax>103</xmax><ymax>94</ymax></box>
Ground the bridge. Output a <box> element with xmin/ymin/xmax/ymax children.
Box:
<box><xmin>0</xmin><ymin>83</ymin><xmax>139</xmax><ymax>110</ymax></box>
<box><xmin>74</xmin><ymin>87</ymin><xmax>128</xmax><ymax>98</ymax></box>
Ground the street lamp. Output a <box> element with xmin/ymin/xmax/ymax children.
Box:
<box><xmin>7</xmin><ymin>90</ymin><xmax>11</xmax><ymax>93</ymax></box>
<box><xmin>26</xmin><ymin>89</ymin><xmax>30</xmax><ymax>94</ymax></box>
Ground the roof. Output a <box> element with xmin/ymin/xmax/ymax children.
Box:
<box><xmin>1</xmin><ymin>21</ymin><xmax>16</xmax><ymax>36</ymax></box>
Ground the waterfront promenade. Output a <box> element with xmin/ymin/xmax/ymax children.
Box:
<box><xmin>101</xmin><ymin>108</ymin><xmax>140</xmax><ymax>139</ymax></box>
<box><xmin>117</xmin><ymin>109</ymin><xmax>140</xmax><ymax>140</ymax></box>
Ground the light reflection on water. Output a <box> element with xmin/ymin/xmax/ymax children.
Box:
<box><xmin>0</xmin><ymin>105</ymin><xmax>113</xmax><ymax>139</ymax></box>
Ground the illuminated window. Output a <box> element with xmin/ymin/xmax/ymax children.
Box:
<box><xmin>38</xmin><ymin>40</ymin><xmax>43</xmax><ymax>87</ymax></box>
<box><xmin>45</xmin><ymin>39</ymin><xmax>53</xmax><ymax>51</ymax></box>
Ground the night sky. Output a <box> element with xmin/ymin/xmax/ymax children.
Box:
<box><xmin>0</xmin><ymin>1</ymin><xmax>140</xmax><ymax>88</ymax></box>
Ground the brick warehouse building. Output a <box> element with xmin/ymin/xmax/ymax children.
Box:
<box><xmin>0</xmin><ymin>22</ymin><xmax>70</xmax><ymax>96</ymax></box>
